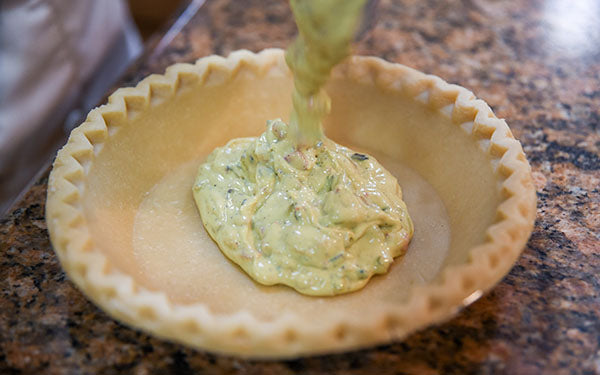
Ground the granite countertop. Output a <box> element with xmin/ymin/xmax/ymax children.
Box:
<box><xmin>1</xmin><ymin>0</ymin><xmax>599</xmax><ymax>373</ymax></box>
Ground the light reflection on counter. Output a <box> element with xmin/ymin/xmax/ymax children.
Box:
<box><xmin>543</xmin><ymin>0</ymin><xmax>600</xmax><ymax>57</ymax></box>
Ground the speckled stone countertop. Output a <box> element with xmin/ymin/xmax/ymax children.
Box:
<box><xmin>1</xmin><ymin>0</ymin><xmax>599</xmax><ymax>373</ymax></box>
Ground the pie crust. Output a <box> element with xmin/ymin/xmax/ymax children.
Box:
<box><xmin>46</xmin><ymin>49</ymin><xmax>536</xmax><ymax>358</ymax></box>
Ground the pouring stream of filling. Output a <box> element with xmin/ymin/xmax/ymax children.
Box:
<box><xmin>193</xmin><ymin>0</ymin><xmax>413</xmax><ymax>295</ymax></box>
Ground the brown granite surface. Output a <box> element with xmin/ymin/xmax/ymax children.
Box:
<box><xmin>1</xmin><ymin>0</ymin><xmax>599</xmax><ymax>373</ymax></box>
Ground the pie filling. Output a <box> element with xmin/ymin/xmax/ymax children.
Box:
<box><xmin>193</xmin><ymin>120</ymin><xmax>413</xmax><ymax>295</ymax></box>
<box><xmin>193</xmin><ymin>0</ymin><xmax>414</xmax><ymax>296</ymax></box>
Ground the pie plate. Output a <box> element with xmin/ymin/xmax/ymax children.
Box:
<box><xmin>46</xmin><ymin>49</ymin><xmax>536</xmax><ymax>358</ymax></box>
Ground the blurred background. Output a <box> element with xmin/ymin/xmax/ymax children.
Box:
<box><xmin>0</xmin><ymin>0</ymin><xmax>185</xmax><ymax>216</ymax></box>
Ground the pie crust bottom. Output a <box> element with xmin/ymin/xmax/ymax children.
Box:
<box><xmin>132</xmin><ymin>152</ymin><xmax>448</xmax><ymax>314</ymax></box>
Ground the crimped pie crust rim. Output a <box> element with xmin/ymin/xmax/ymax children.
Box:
<box><xmin>45</xmin><ymin>49</ymin><xmax>536</xmax><ymax>358</ymax></box>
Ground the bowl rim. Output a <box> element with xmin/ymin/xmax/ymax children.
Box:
<box><xmin>45</xmin><ymin>48</ymin><xmax>536</xmax><ymax>358</ymax></box>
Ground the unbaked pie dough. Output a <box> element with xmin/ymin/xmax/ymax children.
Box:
<box><xmin>46</xmin><ymin>49</ymin><xmax>536</xmax><ymax>358</ymax></box>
